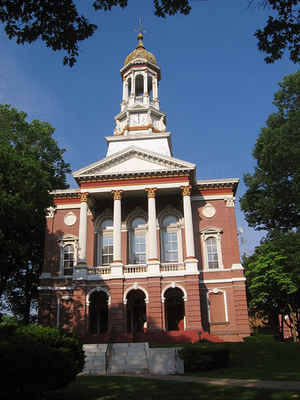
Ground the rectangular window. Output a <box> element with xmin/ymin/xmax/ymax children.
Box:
<box><xmin>63</xmin><ymin>244</ymin><xmax>74</xmax><ymax>275</ymax></box>
<box><xmin>102</xmin><ymin>235</ymin><xmax>113</xmax><ymax>265</ymax></box>
<box><xmin>164</xmin><ymin>231</ymin><xmax>178</xmax><ymax>262</ymax></box>
<box><xmin>133</xmin><ymin>233</ymin><xmax>146</xmax><ymax>264</ymax></box>
<box><xmin>206</xmin><ymin>238</ymin><xmax>219</xmax><ymax>269</ymax></box>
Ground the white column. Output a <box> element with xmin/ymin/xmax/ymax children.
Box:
<box><xmin>144</xmin><ymin>73</ymin><xmax>148</xmax><ymax>95</ymax></box>
<box><xmin>131</xmin><ymin>73</ymin><xmax>135</xmax><ymax>96</ymax></box>
<box><xmin>181</xmin><ymin>186</ymin><xmax>195</xmax><ymax>259</ymax></box>
<box><xmin>122</xmin><ymin>78</ymin><xmax>127</xmax><ymax>101</ymax></box>
<box><xmin>78</xmin><ymin>192</ymin><xmax>88</xmax><ymax>264</ymax></box>
<box><xmin>146</xmin><ymin>188</ymin><xmax>158</xmax><ymax>261</ymax></box>
<box><xmin>153</xmin><ymin>76</ymin><xmax>158</xmax><ymax>99</ymax></box>
<box><xmin>112</xmin><ymin>190</ymin><xmax>123</xmax><ymax>264</ymax></box>
<box><xmin>143</xmin><ymin>72</ymin><xmax>149</xmax><ymax>106</ymax></box>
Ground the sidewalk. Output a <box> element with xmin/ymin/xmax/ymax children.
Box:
<box><xmin>118</xmin><ymin>374</ymin><xmax>300</xmax><ymax>391</ymax></box>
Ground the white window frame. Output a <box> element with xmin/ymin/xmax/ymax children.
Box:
<box><xmin>200</xmin><ymin>227</ymin><xmax>223</xmax><ymax>270</ymax></box>
<box><xmin>58</xmin><ymin>235</ymin><xmax>78</xmax><ymax>276</ymax></box>
<box><xmin>207</xmin><ymin>288</ymin><xmax>229</xmax><ymax>323</ymax></box>
<box><xmin>129</xmin><ymin>217</ymin><xmax>147</xmax><ymax>265</ymax></box>
<box><xmin>159</xmin><ymin>212</ymin><xmax>183</xmax><ymax>264</ymax></box>
<box><xmin>95</xmin><ymin>217</ymin><xmax>113</xmax><ymax>267</ymax></box>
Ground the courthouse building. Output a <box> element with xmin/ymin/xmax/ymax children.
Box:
<box><xmin>39</xmin><ymin>33</ymin><xmax>250</xmax><ymax>343</ymax></box>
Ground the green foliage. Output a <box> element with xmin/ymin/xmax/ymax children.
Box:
<box><xmin>244</xmin><ymin>232</ymin><xmax>300</xmax><ymax>338</ymax></box>
<box><xmin>243</xmin><ymin>334</ymin><xmax>276</xmax><ymax>343</ymax></box>
<box><xmin>0</xmin><ymin>0</ymin><xmax>192</xmax><ymax>66</ymax></box>
<box><xmin>0</xmin><ymin>319</ymin><xmax>84</xmax><ymax>397</ymax></box>
<box><xmin>240</xmin><ymin>70</ymin><xmax>300</xmax><ymax>232</ymax></box>
<box><xmin>1</xmin><ymin>1</ymin><xmax>297</xmax><ymax>66</ymax></box>
<box><xmin>0</xmin><ymin>104</ymin><xmax>70</xmax><ymax>321</ymax></box>
<box><xmin>179</xmin><ymin>342</ymin><xmax>230</xmax><ymax>372</ymax></box>
<box><xmin>255</xmin><ymin>0</ymin><xmax>300</xmax><ymax>64</ymax></box>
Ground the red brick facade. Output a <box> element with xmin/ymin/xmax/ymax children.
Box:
<box><xmin>39</xmin><ymin>181</ymin><xmax>250</xmax><ymax>343</ymax></box>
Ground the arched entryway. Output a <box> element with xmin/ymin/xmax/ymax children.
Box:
<box><xmin>126</xmin><ymin>289</ymin><xmax>147</xmax><ymax>334</ymax></box>
<box><xmin>165</xmin><ymin>288</ymin><xmax>185</xmax><ymax>331</ymax></box>
<box><xmin>89</xmin><ymin>291</ymin><xmax>108</xmax><ymax>334</ymax></box>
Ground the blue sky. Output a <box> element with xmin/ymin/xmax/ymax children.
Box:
<box><xmin>0</xmin><ymin>0</ymin><xmax>298</xmax><ymax>255</ymax></box>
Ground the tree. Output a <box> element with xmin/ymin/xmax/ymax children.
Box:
<box><xmin>0</xmin><ymin>104</ymin><xmax>70</xmax><ymax>321</ymax></box>
<box><xmin>0</xmin><ymin>1</ymin><xmax>298</xmax><ymax>66</ymax></box>
<box><xmin>240</xmin><ymin>70</ymin><xmax>300</xmax><ymax>233</ymax></box>
<box><xmin>244</xmin><ymin>232</ymin><xmax>300</xmax><ymax>341</ymax></box>
<box><xmin>253</xmin><ymin>0</ymin><xmax>300</xmax><ymax>64</ymax></box>
<box><xmin>0</xmin><ymin>0</ymin><xmax>191</xmax><ymax>66</ymax></box>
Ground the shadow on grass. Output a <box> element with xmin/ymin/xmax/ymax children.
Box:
<box><xmin>46</xmin><ymin>376</ymin><xmax>300</xmax><ymax>400</ymax></box>
<box><xmin>187</xmin><ymin>342</ymin><xmax>300</xmax><ymax>381</ymax></box>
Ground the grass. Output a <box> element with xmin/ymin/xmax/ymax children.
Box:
<box><xmin>45</xmin><ymin>376</ymin><xmax>300</xmax><ymax>400</ymax></box>
<box><xmin>185</xmin><ymin>341</ymin><xmax>300</xmax><ymax>381</ymax></box>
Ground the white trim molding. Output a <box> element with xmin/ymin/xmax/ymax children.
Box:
<box><xmin>86</xmin><ymin>286</ymin><xmax>111</xmax><ymax>306</ymax></box>
<box><xmin>207</xmin><ymin>288</ymin><xmax>229</xmax><ymax>323</ymax></box>
<box><xmin>200</xmin><ymin>227</ymin><xmax>223</xmax><ymax>270</ymax></box>
<box><xmin>161</xmin><ymin>282</ymin><xmax>188</xmax><ymax>303</ymax></box>
<box><xmin>200</xmin><ymin>277</ymin><xmax>246</xmax><ymax>284</ymax></box>
<box><xmin>123</xmin><ymin>283</ymin><xmax>149</xmax><ymax>304</ymax></box>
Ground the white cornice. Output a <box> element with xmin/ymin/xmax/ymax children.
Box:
<box><xmin>191</xmin><ymin>194</ymin><xmax>234</xmax><ymax>201</ymax></box>
<box><xmin>200</xmin><ymin>278</ymin><xmax>246</xmax><ymax>284</ymax></box>
<box><xmin>72</xmin><ymin>146</ymin><xmax>195</xmax><ymax>179</ymax></box>
<box><xmin>82</xmin><ymin>181</ymin><xmax>189</xmax><ymax>193</ymax></box>
<box><xmin>196</xmin><ymin>178</ymin><xmax>239</xmax><ymax>185</ymax></box>
<box><xmin>106</xmin><ymin>132</ymin><xmax>170</xmax><ymax>142</ymax></box>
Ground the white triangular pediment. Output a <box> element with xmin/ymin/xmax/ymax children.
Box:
<box><xmin>73</xmin><ymin>146</ymin><xmax>195</xmax><ymax>178</ymax></box>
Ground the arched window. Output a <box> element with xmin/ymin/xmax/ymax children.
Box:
<box><xmin>148</xmin><ymin>75</ymin><xmax>153</xmax><ymax>98</ymax></box>
<box><xmin>127</xmin><ymin>77</ymin><xmax>132</xmax><ymax>98</ymax></box>
<box><xmin>200</xmin><ymin>227</ymin><xmax>223</xmax><ymax>270</ymax></box>
<box><xmin>58</xmin><ymin>235</ymin><xmax>78</xmax><ymax>276</ymax></box>
<box><xmin>206</xmin><ymin>237</ymin><xmax>219</xmax><ymax>269</ymax></box>
<box><xmin>161</xmin><ymin>215</ymin><xmax>179</xmax><ymax>263</ymax></box>
<box><xmin>97</xmin><ymin>219</ymin><xmax>113</xmax><ymax>266</ymax></box>
<box><xmin>63</xmin><ymin>244</ymin><xmax>74</xmax><ymax>276</ymax></box>
<box><xmin>130</xmin><ymin>217</ymin><xmax>147</xmax><ymax>264</ymax></box>
<box><xmin>135</xmin><ymin>74</ymin><xmax>144</xmax><ymax>97</ymax></box>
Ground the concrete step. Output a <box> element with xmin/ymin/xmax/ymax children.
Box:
<box><xmin>81</xmin><ymin>342</ymin><xmax>183</xmax><ymax>376</ymax></box>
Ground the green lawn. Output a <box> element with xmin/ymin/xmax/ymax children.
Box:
<box><xmin>46</xmin><ymin>376</ymin><xmax>300</xmax><ymax>400</ymax></box>
<box><xmin>186</xmin><ymin>342</ymin><xmax>300</xmax><ymax>381</ymax></box>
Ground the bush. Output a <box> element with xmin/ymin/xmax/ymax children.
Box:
<box><xmin>0</xmin><ymin>319</ymin><xmax>84</xmax><ymax>398</ymax></box>
<box><xmin>179</xmin><ymin>342</ymin><xmax>230</xmax><ymax>372</ymax></box>
<box><xmin>243</xmin><ymin>334</ymin><xmax>276</xmax><ymax>344</ymax></box>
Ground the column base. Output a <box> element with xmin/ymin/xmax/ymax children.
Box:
<box><xmin>111</xmin><ymin>262</ymin><xmax>123</xmax><ymax>277</ymax></box>
<box><xmin>147</xmin><ymin>260</ymin><xmax>160</xmax><ymax>275</ymax></box>
<box><xmin>184</xmin><ymin>259</ymin><xmax>199</xmax><ymax>274</ymax></box>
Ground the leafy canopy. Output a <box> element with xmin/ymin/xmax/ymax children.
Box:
<box><xmin>0</xmin><ymin>0</ymin><xmax>299</xmax><ymax>66</ymax></box>
<box><xmin>240</xmin><ymin>70</ymin><xmax>300</xmax><ymax>232</ymax></box>
<box><xmin>0</xmin><ymin>105</ymin><xmax>70</xmax><ymax>307</ymax></box>
<box><xmin>244</xmin><ymin>232</ymin><xmax>300</xmax><ymax>336</ymax></box>
<box><xmin>254</xmin><ymin>0</ymin><xmax>300</xmax><ymax>64</ymax></box>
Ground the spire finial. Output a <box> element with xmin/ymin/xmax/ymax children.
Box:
<box><xmin>135</xmin><ymin>17</ymin><xmax>146</xmax><ymax>48</ymax></box>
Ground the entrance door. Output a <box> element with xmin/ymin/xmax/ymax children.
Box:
<box><xmin>89</xmin><ymin>291</ymin><xmax>108</xmax><ymax>334</ymax></box>
<box><xmin>165</xmin><ymin>288</ymin><xmax>185</xmax><ymax>331</ymax></box>
<box><xmin>126</xmin><ymin>290</ymin><xmax>146</xmax><ymax>334</ymax></box>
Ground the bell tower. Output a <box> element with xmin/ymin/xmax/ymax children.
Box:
<box><xmin>106</xmin><ymin>31</ymin><xmax>172</xmax><ymax>157</ymax></box>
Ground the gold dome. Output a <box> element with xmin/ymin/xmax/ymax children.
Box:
<box><xmin>124</xmin><ymin>32</ymin><xmax>157</xmax><ymax>66</ymax></box>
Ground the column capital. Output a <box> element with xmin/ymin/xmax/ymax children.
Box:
<box><xmin>181</xmin><ymin>185</ymin><xmax>192</xmax><ymax>197</ymax></box>
<box><xmin>112</xmin><ymin>190</ymin><xmax>123</xmax><ymax>200</ymax></box>
<box><xmin>80</xmin><ymin>192</ymin><xmax>89</xmax><ymax>203</ymax></box>
<box><xmin>145</xmin><ymin>187</ymin><xmax>157</xmax><ymax>198</ymax></box>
